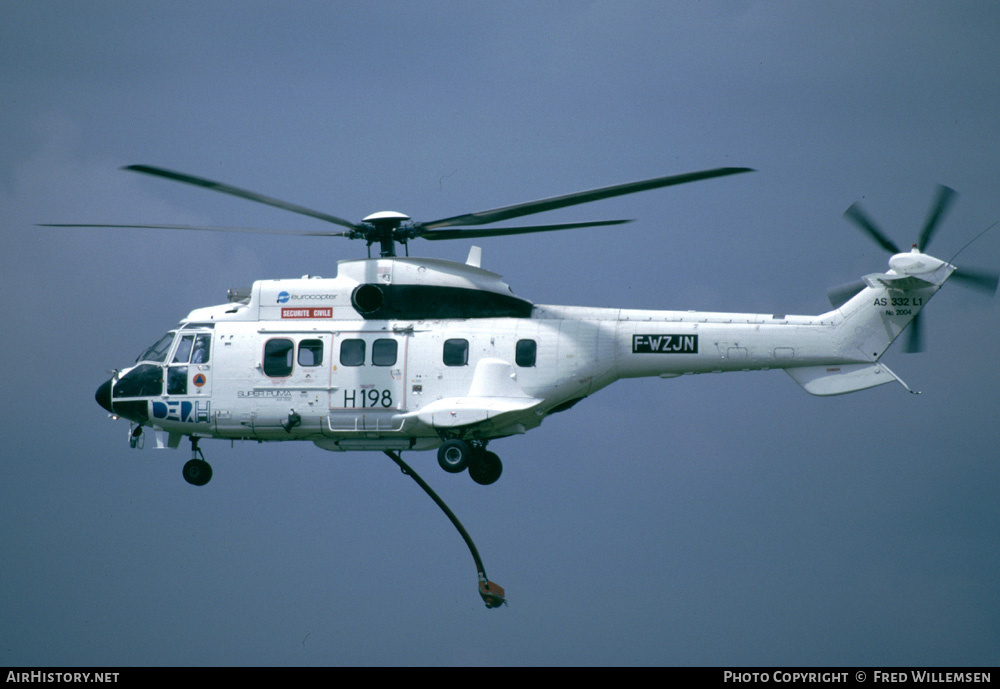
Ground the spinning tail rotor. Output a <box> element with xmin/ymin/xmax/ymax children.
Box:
<box><xmin>833</xmin><ymin>185</ymin><xmax>998</xmax><ymax>352</ymax></box>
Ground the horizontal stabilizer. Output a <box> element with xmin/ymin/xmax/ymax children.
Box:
<box><xmin>864</xmin><ymin>272</ymin><xmax>936</xmax><ymax>291</ymax></box>
<box><xmin>786</xmin><ymin>362</ymin><xmax>900</xmax><ymax>396</ymax></box>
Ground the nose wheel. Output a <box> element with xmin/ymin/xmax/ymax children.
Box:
<box><xmin>182</xmin><ymin>438</ymin><xmax>213</xmax><ymax>486</ymax></box>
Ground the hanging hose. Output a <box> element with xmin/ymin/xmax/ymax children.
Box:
<box><xmin>384</xmin><ymin>450</ymin><xmax>506</xmax><ymax>609</ymax></box>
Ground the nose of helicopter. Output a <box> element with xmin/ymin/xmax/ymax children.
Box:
<box><xmin>95</xmin><ymin>379</ymin><xmax>113</xmax><ymax>413</ymax></box>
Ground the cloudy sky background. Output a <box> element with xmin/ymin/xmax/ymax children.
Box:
<box><xmin>2</xmin><ymin>2</ymin><xmax>998</xmax><ymax>666</ymax></box>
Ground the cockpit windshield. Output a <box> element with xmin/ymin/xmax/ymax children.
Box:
<box><xmin>136</xmin><ymin>331</ymin><xmax>176</xmax><ymax>363</ymax></box>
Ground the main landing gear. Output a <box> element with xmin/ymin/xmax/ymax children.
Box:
<box><xmin>436</xmin><ymin>439</ymin><xmax>503</xmax><ymax>485</ymax></box>
<box><xmin>182</xmin><ymin>437</ymin><xmax>213</xmax><ymax>486</ymax></box>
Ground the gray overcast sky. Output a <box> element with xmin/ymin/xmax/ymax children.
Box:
<box><xmin>2</xmin><ymin>1</ymin><xmax>998</xmax><ymax>666</ymax></box>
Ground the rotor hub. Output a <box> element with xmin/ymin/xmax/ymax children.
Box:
<box><xmin>361</xmin><ymin>212</ymin><xmax>412</xmax><ymax>257</ymax></box>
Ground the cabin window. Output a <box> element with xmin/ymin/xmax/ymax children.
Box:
<box><xmin>443</xmin><ymin>338</ymin><xmax>469</xmax><ymax>366</ymax></box>
<box><xmin>516</xmin><ymin>339</ymin><xmax>537</xmax><ymax>367</ymax></box>
<box><xmin>299</xmin><ymin>339</ymin><xmax>324</xmax><ymax>367</ymax></box>
<box><xmin>340</xmin><ymin>339</ymin><xmax>366</xmax><ymax>367</ymax></box>
<box><xmin>372</xmin><ymin>339</ymin><xmax>398</xmax><ymax>367</ymax></box>
<box><xmin>263</xmin><ymin>339</ymin><xmax>294</xmax><ymax>377</ymax></box>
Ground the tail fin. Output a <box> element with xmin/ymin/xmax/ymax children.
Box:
<box><xmin>837</xmin><ymin>252</ymin><xmax>953</xmax><ymax>361</ymax></box>
<box><xmin>786</xmin><ymin>251</ymin><xmax>954</xmax><ymax>396</ymax></box>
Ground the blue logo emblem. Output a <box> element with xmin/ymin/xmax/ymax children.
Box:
<box><xmin>152</xmin><ymin>400</ymin><xmax>211</xmax><ymax>424</ymax></box>
<box><xmin>277</xmin><ymin>291</ymin><xmax>290</xmax><ymax>304</ymax></box>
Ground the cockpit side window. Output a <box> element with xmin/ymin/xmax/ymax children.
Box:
<box><xmin>167</xmin><ymin>366</ymin><xmax>188</xmax><ymax>395</ymax></box>
<box><xmin>173</xmin><ymin>335</ymin><xmax>195</xmax><ymax>363</ymax></box>
<box><xmin>191</xmin><ymin>333</ymin><xmax>211</xmax><ymax>363</ymax></box>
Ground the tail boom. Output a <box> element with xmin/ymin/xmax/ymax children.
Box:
<box><xmin>599</xmin><ymin>254</ymin><xmax>954</xmax><ymax>395</ymax></box>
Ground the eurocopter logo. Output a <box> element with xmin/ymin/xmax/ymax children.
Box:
<box><xmin>632</xmin><ymin>334</ymin><xmax>698</xmax><ymax>354</ymax></box>
<box><xmin>276</xmin><ymin>291</ymin><xmax>337</xmax><ymax>303</ymax></box>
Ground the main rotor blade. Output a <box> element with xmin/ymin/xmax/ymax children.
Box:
<box><xmin>917</xmin><ymin>185</ymin><xmax>957</xmax><ymax>252</ymax></box>
<box><xmin>124</xmin><ymin>165</ymin><xmax>363</xmax><ymax>231</ymax></box>
<box><xmin>951</xmin><ymin>266</ymin><xmax>1000</xmax><ymax>295</ymax></box>
<box><xmin>417</xmin><ymin>219</ymin><xmax>633</xmax><ymax>241</ymax></box>
<box><xmin>843</xmin><ymin>202</ymin><xmax>901</xmax><ymax>254</ymax></box>
<box><xmin>421</xmin><ymin>167</ymin><xmax>753</xmax><ymax>230</ymax></box>
<box><xmin>38</xmin><ymin>223</ymin><xmax>355</xmax><ymax>238</ymax></box>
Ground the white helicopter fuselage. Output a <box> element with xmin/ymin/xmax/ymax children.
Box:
<box><xmin>101</xmin><ymin>249</ymin><xmax>953</xmax><ymax>460</ymax></box>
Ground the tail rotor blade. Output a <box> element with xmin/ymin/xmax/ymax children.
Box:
<box><xmin>951</xmin><ymin>267</ymin><xmax>1000</xmax><ymax>295</ymax></box>
<box><xmin>902</xmin><ymin>313</ymin><xmax>923</xmax><ymax>353</ymax></box>
<box><xmin>827</xmin><ymin>279</ymin><xmax>867</xmax><ymax>308</ymax></box>
<box><xmin>844</xmin><ymin>203</ymin><xmax>901</xmax><ymax>254</ymax></box>
<box><xmin>917</xmin><ymin>185</ymin><xmax>957</xmax><ymax>252</ymax></box>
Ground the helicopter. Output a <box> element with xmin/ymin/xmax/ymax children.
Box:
<box><xmin>52</xmin><ymin>165</ymin><xmax>998</xmax><ymax>490</ymax></box>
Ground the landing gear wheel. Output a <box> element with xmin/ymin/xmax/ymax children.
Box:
<box><xmin>437</xmin><ymin>439</ymin><xmax>471</xmax><ymax>473</ymax></box>
<box><xmin>183</xmin><ymin>459</ymin><xmax>213</xmax><ymax>486</ymax></box>
<box><xmin>469</xmin><ymin>450</ymin><xmax>503</xmax><ymax>486</ymax></box>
